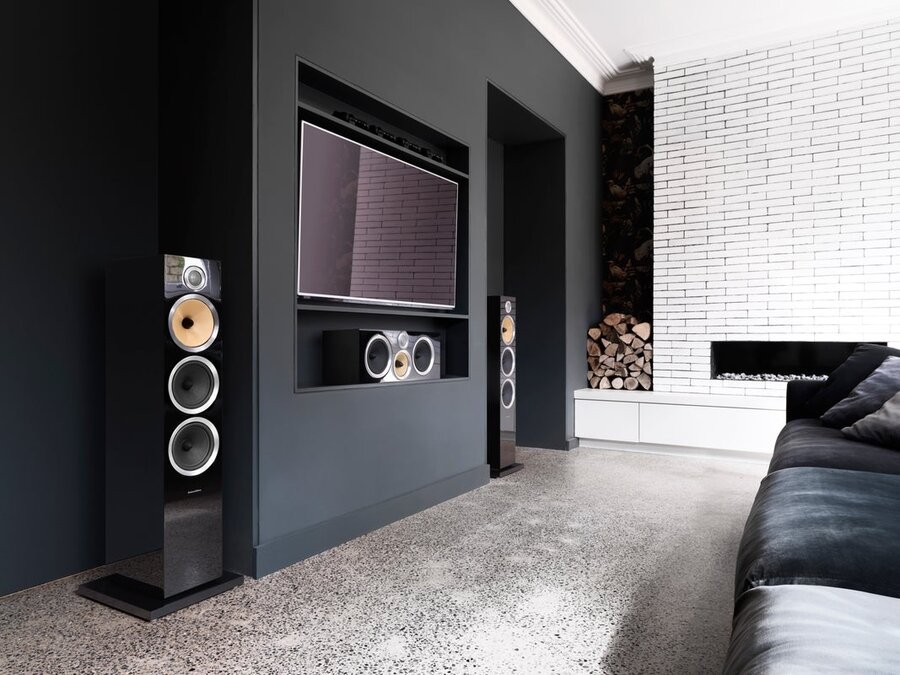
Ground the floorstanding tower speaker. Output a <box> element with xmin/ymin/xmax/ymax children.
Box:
<box><xmin>77</xmin><ymin>255</ymin><xmax>242</xmax><ymax>620</ymax></box>
<box><xmin>487</xmin><ymin>296</ymin><xmax>523</xmax><ymax>477</ymax></box>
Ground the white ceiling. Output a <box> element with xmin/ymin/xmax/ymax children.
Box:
<box><xmin>510</xmin><ymin>0</ymin><xmax>900</xmax><ymax>93</ymax></box>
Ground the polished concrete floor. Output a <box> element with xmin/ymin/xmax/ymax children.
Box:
<box><xmin>0</xmin><ymin>447</ymin><xmax>765</xmax><ymax>674</ymax></box>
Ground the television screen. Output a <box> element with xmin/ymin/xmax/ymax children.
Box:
<box><xmin>297</xmin><ymin>121</ymin><xmax>458</xmax><ymax>309</ymax></box>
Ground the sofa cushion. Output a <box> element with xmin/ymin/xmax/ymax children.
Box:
<box><xmin>735</xmin><ymin>467</ymin><xmax>900</xmax><ymax>600</ymax></box>
<box><xmin>843</xmin><ymin>390</ymin><xmax>900</xmax><ymax>450</ymax></box>
<box><xmin>804</xmin><ymin>343</ymin><xmax>900</xmax><ymax>417</ymax></box>
<box><xmin>723</xmin><ymin>585</ymin><xmax>900</xmax><ymax>674</ymax></box>
<box><xmin>769</xmin><ymin>418</ymin><xmax>900</xmax><ymax>475</ymax></box>
<box><xmin>820</xmin><ymin>356</ymin><xmax>900</xmax><ymax>428</ymax></box>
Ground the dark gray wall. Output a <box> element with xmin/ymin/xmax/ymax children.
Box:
<box><xmin>504</xmin><ymin>140</ymin><xmax>568</xmax><ymax>450</ymax></box>
<box><xmin>255</xmin><ymin>0</ymin><xmax>601</xmax><ymax>572</ymax></box>
<box><xmin>0</xmin><ymin>0</ymin><xmax>602</xmax><ymax>595</ymax></box>
<box><xmin>487</xmin><ymin>84</ymin><xmax>569</xmax><ymax>450</ymax></box>
<box><xmin>486</xmin><ymin>138</ymin><xmax>504</xmax><ymax>297</ymax></box>
<box><xmin>0</xmin><ymin>1</ymin><xmax>158</xmax><ymax>595</ymax></box>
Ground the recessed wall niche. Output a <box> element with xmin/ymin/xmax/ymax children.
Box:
<box><xmin>600</xmin><ymin>88</ymin><xmax>653</xmax><ymax>322</ymax></box>
<box><xmin>295</xmin><ymin>60</ymin><xmax>470</xmax><ymax>391</ymax></box>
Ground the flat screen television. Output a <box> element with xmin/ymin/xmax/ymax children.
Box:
<box><xmin>297</xmin><ymin>121</ymin><xmax>459</xmax><ymax>309</ymax></box>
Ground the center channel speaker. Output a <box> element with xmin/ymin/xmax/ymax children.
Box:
<box><xmin>77</xmin><ymin>255</ymin><xmax>242</xmax><ymax>621</ymax></box>
<box><xmin>322</xmin><ymin>329</ymin><xmax>442</xmax><ymax>385</ymax></box>
<box><xmin>487</xmin><ymin>296</ymin><xmax>522</xmax><ymax>478</ymax></box>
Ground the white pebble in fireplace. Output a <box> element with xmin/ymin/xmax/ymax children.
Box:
<box><xmin>716</xmin><ymin>373</ymin><xmax>828</xmax><ymax>382</ymax></box>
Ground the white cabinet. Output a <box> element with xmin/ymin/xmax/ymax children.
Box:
<box><xmin>574</xmin><ymin>389</ymin><xmax>785</xmax><ymax>455</ymax></box>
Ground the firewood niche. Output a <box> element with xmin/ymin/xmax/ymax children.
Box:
<box><xmin>586</xmin><ymin>312</ymin><xmax>652</xmax><ymax>390</ymax></box>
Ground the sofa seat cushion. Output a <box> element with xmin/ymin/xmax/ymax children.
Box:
<box><xmin>769</xmin><ymin>419</ymin><xmax>900</xmax><ymax>476</ymax></box>
<box><xmin>735</xmin><ymin>467</ymin><xmax>900</xmax><ymax>600</ymax></box>
<box><xmin>723</xmin><ymin>585</ymin><xmax>900</xmax><ymax>674</ymax></box>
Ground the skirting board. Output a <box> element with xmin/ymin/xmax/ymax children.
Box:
<box><xmin>253</xmin><ymin>463</ymin><xmax>490</xmax><ymax>577</ymax></box>
<box><xmin>578</xmin><ymin>438</ymin><xmax>771</xmax><ymax>464</ymax></box>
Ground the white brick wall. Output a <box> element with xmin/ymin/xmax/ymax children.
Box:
<box><xmin>653</xmin><ymin>20</ymin><xmax>900</xmax><ymax>397</ymax></box>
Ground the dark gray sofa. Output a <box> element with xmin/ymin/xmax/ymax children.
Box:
<box><xmin>769</xmin><ymin>418</ymin><xmax>900</xmax><ymax>475</ymax></box>
<box><xmin>723</xmin><ymin>585</ymin><xmax>900</xmax><ymax>673</ymax></box>
<box><xmin>723</xmin><ymin>376</ymin><xmax>900</xmax><ymax>673</ymax></box>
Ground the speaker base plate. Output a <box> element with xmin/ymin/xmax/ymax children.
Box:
<box><xmin>490</xmin><ymin>462</ymin><xmax>524</xmax><ymax>479</ymax></box>
<box><xmin>77</xmin><ymin>571</ymin><xmax>243</xmax><ymax>621</ymax></box>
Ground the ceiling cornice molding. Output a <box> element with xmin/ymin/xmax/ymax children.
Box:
<box><xmin>509</xmin><ymin>0</ymin><xmax>649</xmax><ymax>94</ymax></box>
<box><xmin>626</xmin><ymin>8</ymin><xmax>900</xmax><ymax>68</ymax></box>
<box><xmin>603</xmin><ymin>69</ymin><xmax>654</xmax><ymax>96</ymax></box>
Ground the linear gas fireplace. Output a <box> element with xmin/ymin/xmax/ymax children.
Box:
<box><xmin>710</xmin><ymin>341</ymin><xmax>886</xmax><ymax>382</ymax></box>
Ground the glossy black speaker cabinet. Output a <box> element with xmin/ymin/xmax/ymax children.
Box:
<box><xmin>77</xmin><ymin>255</ymin><xmax>241</xmax><ymax>620</ymax></box>
<box><xmin>487</xmin><ymin>296</ymin><xmax>522</xmax><ymax>478</ymax></box>
<box><xmin>322</xmin><ymin>329</ymin><xmax>442</xmax><ymax>385</ymax></box>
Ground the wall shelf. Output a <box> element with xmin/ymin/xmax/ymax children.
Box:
<box><xmin>297</xmin><ymin>103</ymin><xmax>469</xmax><ymax>181</ymax></box>
<box><xmin>297</xmin><ymin>300</ymin><xmax>467</xmax><ymax>320</ymax></box>
<box><xmin>296</xmin><ymin>376</ymin><xmax>470</xmax><ymax>395</ymax></box>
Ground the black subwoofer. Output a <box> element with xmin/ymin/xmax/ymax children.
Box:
<box><xmin>487</xmin><ymin>296</ymin><xmax>522</xmax><ymax>477</ymax></box>
<box><xmin>77</xmin><ymin>255</ymin><xmax>241</xmax><ymax>620</ymax></box>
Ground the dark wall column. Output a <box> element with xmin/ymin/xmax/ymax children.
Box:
<box><xmin>504</xmin><ymin>140</ymin><xmax>568</xmax><ymax>449</ymax></box>
<box><xmin>0</xmin><ymin>1</ymin><xmax>159</xmax><ymax>595</ymax></box>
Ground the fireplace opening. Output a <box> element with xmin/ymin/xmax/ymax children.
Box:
<box><xmin>710</xmin><ymin>341</ymin><xmax>886</xmax><ymax>382</ymax></box>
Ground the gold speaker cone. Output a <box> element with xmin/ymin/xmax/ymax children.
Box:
<box><xmin>501</xmin><ymin>315</ymin><xmax>516</xmax><ymax>345</ymax></box>
<box><xmin>169</xmin><ymin>295</ymin><xmax>218</xmax><ymax>352</ymax></box>
<box><xmin>393</xmin><ymin>350</ymin><xmax>410</xmax><ymax>379</ymax></box>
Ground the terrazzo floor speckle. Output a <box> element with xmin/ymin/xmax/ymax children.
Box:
<box><xmin>0</xmin><ymin>447</ymin><xmax>765</xmax><ymax>675</ymax></box>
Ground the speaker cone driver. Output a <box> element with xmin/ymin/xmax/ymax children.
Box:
<box><xmin>364</xmin><ymin>334</ymin><xmax>392</xmax><ymax>380</ymax></box>
<box><xmin>393</xmin><ymin>350</ymin><xmax>411</xmax><ymax>380</ymax></box>
<box><xmin>501</xmin><ymin>379</ymin><xmax>516</xmax><ymax>409</ymax></box>
<box><xmin>168</xmin><ymin>356</ymin><xmax>219</xmax><ymax>414</ymax></box>
<box><xmin>168</xmin><ymin>417</ymin><xmax>219</xmax><ymax>477</ymax></box>
<box><xmin>413</xmin><ymin>337</ymin><xmax>435</xmax><ymax>376</ymax></box>
<box><xmin>501</xmin><ymin>346</ymin><xmax>515</xmax><ymax>377</ymax></box>
<box><xmin>501</xmin><ymin>315</ymin><xmax>516</xmax><ymax>345</ymax></box>
<box><xmin>169</xmin><ymin>294</ymin><xmax>219</xmax><ymax>353</ymax></box>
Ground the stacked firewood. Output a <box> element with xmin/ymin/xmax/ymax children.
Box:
<box><xmin>586</xmin><ymin>313</ymin><xmax>652</xmax><ymax>390</ymax></box>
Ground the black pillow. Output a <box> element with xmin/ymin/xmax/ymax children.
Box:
<box><xmin>844</xmin><ymin>391</ymin><xmax>900</xmax><ymax>449</ymax></box>
<box><xmin>804</xmin><ymin>344</ymin><xmax>900</xmax><ymax>417</ymax></box>
<box><xmin>821</xmin><ymin>356</ymin><xmax>900</xmax><ymax>428</ymax></box>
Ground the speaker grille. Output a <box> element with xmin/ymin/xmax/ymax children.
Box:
<box><xmin>413</xmin><ymin>337</ymin><xmax>435</xmax><ymax>376</ymax></box>
<box><xmin>168</xmin><ymin>356</ymin><xmax>219</xmax><ymax>414</ymax></box>
<box><xmin>169</xmin><ymin>294</ymin><xmax>219</xmax><ymax>353</ymax></box>
<box><xmin>501</xmin><ymin>379</ymin><xmax>515</xmax><ymax>409</ymax></box>
<box><xmin>168</xmin><ymin>417</ymin><xmax>219</xmax><ymax>476</ymax></box>
<box><xmin>501</xmin><ymin>347</ymin><xmax>515</xmax><ymax>377</ymax></box>
<box><xmin>364</xmin><ymin>334</ymin><xmax>391</xmax><ymax>379</ymax></box>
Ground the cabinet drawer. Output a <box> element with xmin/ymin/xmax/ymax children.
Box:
<box><xmin>575</xmin><ymin>399</ymin><xmax>640</xmax><ymax>442</ymax></box>
<box><xmin>639</xmin><ymin>403</ymin><xmax>782</xmax><ymax>452</ymax></box>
